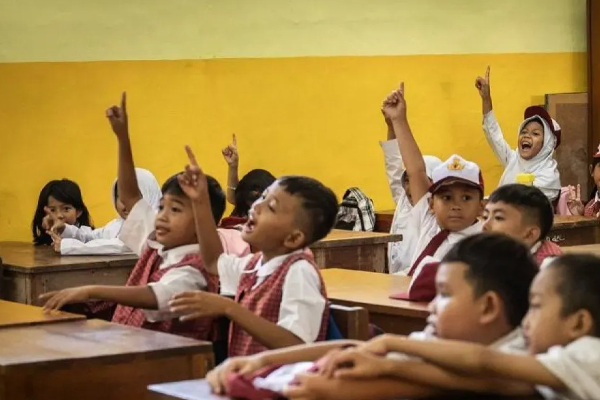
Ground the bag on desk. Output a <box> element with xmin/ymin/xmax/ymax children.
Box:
<box><xmin>335</xmin><ymin>187</ymin><xmax>375</xmax><ymax>232</ymax></box>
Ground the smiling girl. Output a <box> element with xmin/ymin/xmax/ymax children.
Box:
<box><xmin>476</xmin><ymin>67</ymin><xmax>561</xmax><ymax>201</ymax></box>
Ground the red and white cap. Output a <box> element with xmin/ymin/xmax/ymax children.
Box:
<box><xmin>429</xmin><ymin>154</ymin><xmax>484</xmax><ymax>194</ymax></box>
<box><xmin>522</xmin><ymin>106</ymin><xmax>561</xmax><ymax>149</ymax></box>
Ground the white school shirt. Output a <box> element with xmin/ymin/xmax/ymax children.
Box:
<box><xmin>482</xmin><ymin>110</ymin><xmax>560</xmax><ymax>201</ymax></box>
<box><xmin>536</xmin><ymin>336</ymin><xmax>600</xmax><ymax>400</ymax></box>
<box><xmin>118</xmin><ymin>199</ymin><xmax>208</xmax><ymax>322</ymax></box>
<box><xmin>60</xmin><ymin>219</ymin><xmax>132</xmax><ymax>255</ymax></box>
<box><xmin>218</xmin><ymin>249</ymin><xmax>326</xmax><ymax>344</ymax></box>
<box><xmin>407</xmin><ymin>194</ymin><xmax>483</xmax><ymax>274</ymax></box>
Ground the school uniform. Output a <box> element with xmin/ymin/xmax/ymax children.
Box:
<box><xmin>483</xmin><ymin>107</ymin><xmax>561</xmax><ymax>201</ymax></box>
<box><xmin>59</xmin><ymin>168</ymin><xmax>162</xmax><ymax>255</ymax></box>
<box><xmin>536</xmin><ymin>336</ymin><xmax>600</xmax><ymax>400</ymax></box>
<box><xmin>219</xmin><ymin>249</ymin><xmax>328</xmax><ymax>357</ymax></box>
<box><xmin>584</xmin><ymin>192</ymin><xmax>600</xmax><ymax>218</ymax></box>
<box><xmin>380</xmin><ymin>139</ymin><xmax>442</xmax><ymax>274</ymax></box>
<box><xmin>531</xmin><ymin>240</ymin><xmax>563</xmax><ymax>267</ymax></box>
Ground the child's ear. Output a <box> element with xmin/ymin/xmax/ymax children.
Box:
<box><xmin>284</xmin><ymin>229</ymin><xmax>306</xmax><ymax>250</ymax></box>
<box><xmin>567</xmin><ymin>309</ymin><xmax>595</xmax><ymax>339</ymax></box>
<box><xmin>524</xmin><ymin>225</ymin><xmax>542</xmax><ymax>244</ymax></box>
<box><xmin>428</xmin><ymin>197</ymin><xmax>435</xmax><ymax>214</ymax></box>
<box><xmin>478</xmin><ymin>291</ymin><xmax>503</xmax><ymax>326</ymax></box>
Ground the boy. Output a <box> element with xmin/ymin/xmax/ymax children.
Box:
<box><xmin>382</xmin><ymin>82</ymin><xmax>484</xmax><ymax>301</ymax></box>
<box><xmin>205</xmin><ymin>233</ymin><xmax>538</xmax><ymax>400</ymax></box>
<box><xmin>40</xmin><ymin>93</ymin><xmax>235</xmax><ymax>340</ymax></box>
<box><xmin>483</xmin><ymin>183</ymin><xmax>562</xmax><ymax>265</ymax></box>
<box><xmin>169</xmin><ymin>148</ymin><xmax>339</xmax><ymax>357</ymax></box>
<box><xmin>333</xmin><ymin>254</ymin><xmax>600</xmax><ymax>400</ymax></box>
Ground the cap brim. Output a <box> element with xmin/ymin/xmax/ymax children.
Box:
<box><xmin>429</xmin><ymin>177</ymin><xmax>483</xmax><ymax>194</ymax></box>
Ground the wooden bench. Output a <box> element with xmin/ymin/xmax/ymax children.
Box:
<box><xmin>0</xmin><ymin>299</ymin><xmax>84</xmax><ymax>328</ymax></box>
<box><xmin>322</xmin><ymin>268</ymin><xmax>428</xmax><ymax>335</ymax></box>
<box><xmin>0</xmin><ymin>241</ymin><xmax>137</xmax><ymax>304</ymax></box>
<box><xmin>0</xmin><ymin>319</ymin><xmax>213</xmax><ymax>400</ymax></box>
<box><xmin>311</xmin><ymin>229</ymin><xmax>401</xmax><ymax>273</ymax></box>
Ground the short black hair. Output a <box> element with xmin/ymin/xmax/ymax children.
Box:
<box><xmin>232</xmin><ymin>169</ymin><xmax>276</xmax><ymax>218</ymax></box>
<box><xmin>442</xmin><ymin>232</ymin><xmax>538</xmax><ymax>328</ymax></box>
<box><xmin>488</xmin><ymin>184</ymin><xmax>554</xmax><ymax>242</ymax></box>
<box><xmin>277</xmin><ymin>176</ymin><xmax>339</xmax><ymax>245</ymax></box>
<box><xmin>547</xmin><ymin>254</ymin><xmax>600</xmax><ymax>337</ymax></box>
<box><xmin>161</xmin><ymin>173</ymin><xmax>226</xmax><ymax>224</ymax></box>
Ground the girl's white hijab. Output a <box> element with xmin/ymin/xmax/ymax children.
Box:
<box><xmin>112</xmin><ymin>168</ymin><xmax>162</xmax><ymax>212</ymax></box>
<box><xmin>499</xmin><ymin>114</ymin><xmax>561</xmax><ymax>193</ymax></box>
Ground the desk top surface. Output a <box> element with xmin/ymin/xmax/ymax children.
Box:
<box><xmin>321</xmin><ymin>268</ymin><xmax>429</xmax><ymax>318</ymax></box>
<box><xmin>0</xmin><ymin>300</ymin><xmax>85</xmax><ymax>328</ymax></box>
<box><xmin>562</xmin><ymin>244</ymin><xmax>600</xmax><ymax>256</ymax></box>
<box><xmin>0</xmin><ymin>241</ymin><xmax>138</xmax><ymax>272</ymax></box>
<box><xmin>312</xmin><ymin>229</ymin><xmax>402</xmax><ymax>248</ymax></box>
<box><xmin>0</xmin><ymin>319</ymin><xmax>212</xmax><ymax>368</ymax></box>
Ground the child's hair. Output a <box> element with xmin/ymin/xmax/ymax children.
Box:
<box><xmin>488</xmin><ymin>184</ymin><xmax>554</xmax><ymax>242</ymax></box>
<box><xmin>32</xmin><ymin>179</ymin><xmax>93</xmax><ymax>245</ymax></box>
<box><xmin>547</xmin><ymin>254</ymin><xmax>600</xmax><ymax>337</ymax></box>
<box><xmin>232</xmin><ymin>169</ymin><xmax>276</xmax><ymax>217</ymax></box>
<box><xmin>161</xmin><ymin>173</ymin><xmax>226</xmax><ymax>224</ymax></box>
<box><xmin>442</xmin><ymin>232</ymin><xmax>538</xmax><ymax>328</ymax></box>
<box><xmin>277</xmin><ymin>175</ymin><xmax>339</xmax><ymax>245</ymax></box>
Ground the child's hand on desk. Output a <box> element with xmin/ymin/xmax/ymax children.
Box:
<box><xmin>326</xmin><ymin>349</ymin><xmax>391</xmax><ymax>380</ymax></box>
<box><xmin>567</xmin><ymin>184</ymin><xmax>585</xmax><ymax>216</ymax></box>
<box><xmin>381</xmin><ymin>82</ymin><xmax>407</xmax><ymax>123</ymax></box>
<box><xmin>169</xmin><ymin>290</ymin><xmax>234</xmax><ymax>320</ymax></box>
<box><xmin>39</xmin><ymin>287</ymin><xmax>92</xmax><ymax>311</ymax></box>
<box><xmin>221</xmin><ymin>133</ymin><xmax>239</xmax><ymax>168</ymax></box>
<box><xmin>106</xmin><ymin>92</ymin><xmax>129</xmax><ymax>138</ymax></box>
<box><xmin>475</xmin><ymin>66</ymin><xmax>491</xmax><ymax>100</ymax></box>
<box><xmin>206</xmin><ymin>355</ymin><xmax>267</xmax><ymax>394</ymax></box>
<box><xmin>285</xmin><ymin>373</ymin><xmax>340</xmax><ymax>400</ymax></box>
<box><xmin>178</xmin><ymin>146</ymin><xmax>209</xmax><ymax>202</ymax></box>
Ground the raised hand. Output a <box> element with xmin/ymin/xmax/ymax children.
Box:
<box><xmin>106</xmin><ymin>92</ymin><xmax>128</xmax><ymax>138</ymax></box>
<box><xmin>567</xmin><ymin>184</ymin><xmax>585</xmax><ymax>216</ymax></box>
<box><xmin>221</xmin><ymin>134</ymin><xmax>239</xmax><ymax>168</ymax></box>
<box><xmin>381</xmin><ymin>82</ymin><xmax>407</xmax><ymax>122</ymax></box>
<box><xmin>177</xmin><ymin>145</ymin><xmax>208</xmax><ymax>202</ymax></box>
<box><xmin>475</xmin><ymin>66</ymin><xmax>491</xmax><ymax>99</ymax></box>
<box><xmin>42</xmin><ymin>206</ymin><xmax>55</xmax><ymax>231</ymax></box>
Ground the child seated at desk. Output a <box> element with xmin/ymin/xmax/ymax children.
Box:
<box><xmin>168</xmin><ymin>151</ymin><xmax>338</xmax><ymax>357</ymax></box>
<box><xmin>477</xmin><ymin>66</ymin><xmax>561</xmax><ymax>201</ymax></box>
<box><xmin>40</xmin><ymin>93</ymin><xmax>248</xmax><ymax>340</ymax></box>
<box><xmin>379</xmin><ymin>103</ymin><xmax>442</xmax><ymax>274</ymax></box>
<box><xmin>204</xmin><ymin>233</ymin><xmax>538</xmax><ymax>400</ymax></box>
<box><xmin>332</xmin><ymin>253</ymin><xmax>600</xmax><ymax>400</ymax></box>
<box><xmin>49</xmin><ymin>168</ymin><xmax>162</xmax><ymax>255</ymax></box>
<box><xmin>32</xmin><ymin>179</ymin><xmax>93</xmax><ymax>246</ymax></box>
<box><xmin>567</xmin><ymin>144</ymin><xmax>600</xmax><ymax>218</ymax></box>
<box><xmin>382</xmin><ymin>82</ymin><xmax>484</xmax><ymax>301</ymax></box>
<box><xmin>483</xmin><ymin>183</ymin><xmax>562</xmax><ymax>266</ymax></box>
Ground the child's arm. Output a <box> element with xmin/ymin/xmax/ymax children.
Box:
<box><xmin>476</xmin><ymin>67</ymin><xmax>514</xmax><ymax>167</ymax></box>
<box><xmin>379</xmin><ymin>107</ymin><xmax>405</xmax><ymax>204</ymax></box>
<box><xmin>39</xmin><ymin>285</ymin><xmax>157</xmax><ymax>311</ymax></box>
<box><xmin>383</xmin><ymin>82</ymin><xmax>430</xmax><ymax>204</ymax></box>
<box><xmin>106</xmin><ymin>92</ymin><xmax>142</xmax><ymax>212</ymax></box>
<box><xmin>222</xmin><ymin>134</ymin><xmax>239</xmax><ymax>206</ymax></box>
<box><xmin>59</xmin><ymin>238</ymin><xmax>131</xmax><ymax>256</ymax></box>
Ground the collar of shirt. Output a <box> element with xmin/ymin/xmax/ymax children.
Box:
<box><xmin>146</xmin><ymin>239</ymin><xmax>200</xmax><ymax>269</ymax></box>
<box><xmin>447</xmin><ymin>219</ymin><xmax>483</xmax><ymax>244</ymax></box>
<box><xmin>243</xmin><ymin>249</ymin><xmax>306</xmax><ymax>278</ymax></box>
<box><xmin>530</xmin><ymin>241</ymin><xmax>542</xmax><ymax>254</ymax></box>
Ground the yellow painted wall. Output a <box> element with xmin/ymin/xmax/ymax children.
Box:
<box><xmin>0</xmin><ymin>0</ymin><xmax>588</xmax><ymax>242</ymax></box>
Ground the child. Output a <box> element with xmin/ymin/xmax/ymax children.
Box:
<box><xmin>379</xmin><ymin>106</ymin><xmax>442</xmax><ymax>274</ymax></box>
<box><xmin>32</xmin><ymin>179</ymin><xmax>93</xmax><ymax>246</ymax></box>
<box><xmin>206</xmin><ymin>233</ymin><xmax>538</xmax><ymax>399</ymax></box>
<box><xmin>483</xmin><ymin>183</ymin><xmax>562</xmax><ymax>265</ymax></box>
<box><xmin>567</xmin><ymin>145</ymin><xmax>600</xmax><ymax>217</ymax></box>
<box><xmin>168</xmin><ymin>153</ymin><xmax>339</xmax><ymax>357</ymax></box>
<box><xmin>476</xmin><ymin>66</ymin><xmax>561</xmax><ymax>201</ymax></box>
<box><xmin>40</xmin><ymin>93</ymin><xmax>241</xmax><ymax>340</ymax></box>
<box><xmin>382</xmin><ymin>82</ymin><xmax>484</xmax><ymax>301</ymax></box>
<box><xmin>50</xmin><ymin>168</ymin><xmax>162</xmax><ymax>255</ymax></box>
<box><xmin>221</xmin><ymin>134</ymin><xmax>276</xmax><ymax>229</ymax></box>
<box><xmin>331</xmin><ymin>254</ymin><xmax>600</xmax><ymax>400</ymax></box>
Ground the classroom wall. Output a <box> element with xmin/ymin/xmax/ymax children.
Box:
<box><xmin>0</xmin><ymin>0</ymin><xmax>587</xmax><ymax>241</ymax></box>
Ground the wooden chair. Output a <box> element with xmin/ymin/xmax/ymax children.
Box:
<box><xmin>330</xmin><ymin>304</ymin><xmax>369</xmax><ymax>340</ymax></box>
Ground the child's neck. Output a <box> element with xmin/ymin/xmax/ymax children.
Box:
<box><xmin>473</xmin><ymin>322</ymin><xmax>515</xmax><ymax>346</ymax></box>
<box><xmin>260</xmin><ymin>247</ymin><xmax>299</xmax><ymax>263</ymax></box>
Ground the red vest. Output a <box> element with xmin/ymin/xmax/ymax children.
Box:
<box><xmin>228</xmin><ymin>252</ymin><xmax>329</xmax><ymax>357</ymax></box>
<box><xmin>111</xmin><ymin>246</ymin><xmax>219</xmax><ymax>341</ymax></box>
<box><xmin>584</xmin><ymin>199</ymin><xmax>600</xmax><ymax>218</ymax></box>
<box><xmin>534</xmin><ymin>240</ymin><xmax>563</xmax><ymax>266</ymax></box>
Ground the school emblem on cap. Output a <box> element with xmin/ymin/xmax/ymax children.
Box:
<box><xmin>447</xmin><ymin>157</ymin><xmax>465</xmax><ymax>171</ymax></box>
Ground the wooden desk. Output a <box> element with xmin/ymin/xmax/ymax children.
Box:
<box><xmin>375</xmin><ymin>211</ymin><xmax>599</xmax><ymax>247</ymax></box>
<box><xmin>311</xmin><ymin>230</ymin><xmax>401</xmax><ymax>273</ymax></box>
<box><xmin>0</xmin><ymin>319</ymin><xmax>213</xmax><ymax>400</ymax></box>
<box><xmin>0</xmin><ymin>299</ymin><xmax>84</xmax><ymax>328</ymax></box>
<box><xmin>562</xmin><ymin>244</ymin><xmax>600</xmax><ymax>257</ymax></box>
<box><xmin>321</xmin><ymin>268</ymin><xmax>428</xmax><ymax>335</ymax></box>
<box><xmin>0</xmin><ymin>241</ymin><xmax>137</xmax><ymax>304</ymax></box>
<box><xmin>148</xmin><ymin>379</ymin><xmax>542</xmax><ymax>400</ymax></box>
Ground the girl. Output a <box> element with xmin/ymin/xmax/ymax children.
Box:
<box><xmin>566</xmin><ymin>145</ymin><xmax>600</xmax><ymax>218</ymax></box>
<box><xmin>477</xmin><ymin>67</ymin><xmax>561</xmax><ymax>201</ymax></box>
<box><xmin>53</xmin><ymin>168</ymin><xmax>162</xmax><ymax>255</ymax></box>
<box><xmin>221</xmin><ymin>134</ymin><xmax>276</xmax><ymax>228</ymax></box>
<box><xmin>32</xmin><ymin>179</ymin><xmax>93</xmax><ymax>246</ymax></box>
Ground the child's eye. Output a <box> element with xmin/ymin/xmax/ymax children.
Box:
<box><xmin>158</xmin><ymin>205</ymin><xmax>164</xmax><ymax>211</ymax></box>
<box><xmin>442</xmin><ymin>195</ymin><xmax>451</xmax><ymax>201</ymax></box>
<box><xmin>494</xmin><ymin>216</ymin><xmax>505</xmax><ymax>221</ymax></box>
<box><xmin>462</xmin><ymin>195</ymin><xmax>473</xmax><ymax>201</ymax></box>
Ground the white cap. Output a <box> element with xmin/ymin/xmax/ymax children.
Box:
<box><xmin>429</xmin><ymin>154</ymin><xmax>484</xmax><ymax>193</ymax></box>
